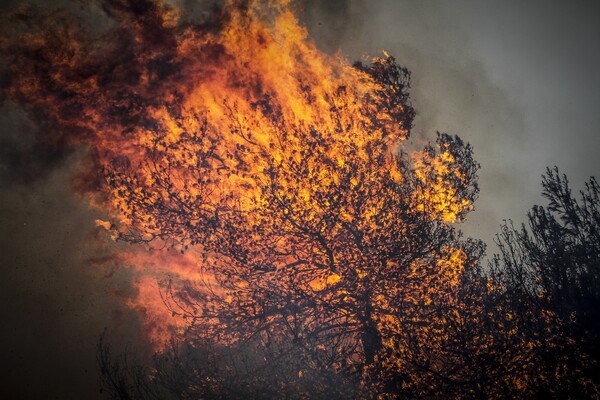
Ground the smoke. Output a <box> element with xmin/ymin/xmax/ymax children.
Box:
<box><xmin>0</xmin><ymin>154</ymin><xmax>146</xmax><ymax>398</ymax></box>
<box><xmin>0</xmin><ymin>4</ymin><xmax>168</xmax><ymax>397</ymax></box>
<box><xmin>299</xmin><ymin>0</ymin><xmax>365</xmax><ymax>53</ymax></box>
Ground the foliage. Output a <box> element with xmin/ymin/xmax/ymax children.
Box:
<box><xmin>490</xmin><ymin>167</ymin><xmax>600</xmax><ymax>399</ymax></box>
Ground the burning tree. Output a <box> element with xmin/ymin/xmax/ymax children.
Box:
<box><xmin>0</xmin><ymin>0</ymin><xmax>526</xmax><ymax>398</ymax></box>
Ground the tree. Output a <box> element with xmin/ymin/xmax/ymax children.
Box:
<box><xmin>490</xmin><ymin>167</ymin><xmax>600</xmax><ymax>399</ymax></box>
<box><xmin>88</xmin><ymin>3</ymin><xmax>482</xmax><ymax>398</ymax></box>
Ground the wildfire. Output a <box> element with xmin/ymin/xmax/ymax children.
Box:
<box><xmin>2</xmin><ymin>0</ymin><xmax>475</xmax><ymax>349</ymax></box>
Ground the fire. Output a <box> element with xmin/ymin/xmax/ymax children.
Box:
<box><xmin>122</xmin><ymin>249</ymin><xmax>205</xmax><ymax>344</ymax></box>
<box><xmin>2</xmin><ymin>0</ymin><xmax>475</xmax><ymax>349</ymax></box>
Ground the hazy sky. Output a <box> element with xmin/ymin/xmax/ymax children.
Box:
<box><xmin>1</xmin><ymin>0</ymin><xmax>599</xmax><ymax>398</ymax></box>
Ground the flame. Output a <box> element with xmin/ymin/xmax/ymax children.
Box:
<box><xmin>2</xmin><ymin>0</ymin><xmax>476</xmax><ymax>349</ymax></box>
<box><xmin>122</xmin><ymin>249</ymin><xmax>205</xmax><ymax>345</ymax></box>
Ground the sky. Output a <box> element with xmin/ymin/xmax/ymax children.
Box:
<box><xmin>0</xmin><ymin>0</ymin><xmax>599</xmax><ymax>398</ymax></box>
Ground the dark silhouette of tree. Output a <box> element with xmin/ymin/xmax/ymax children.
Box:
<box><xmin>489</xmin><ymin>167</ymin><xmax>600</xmax><ymax>399</ymax></box>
